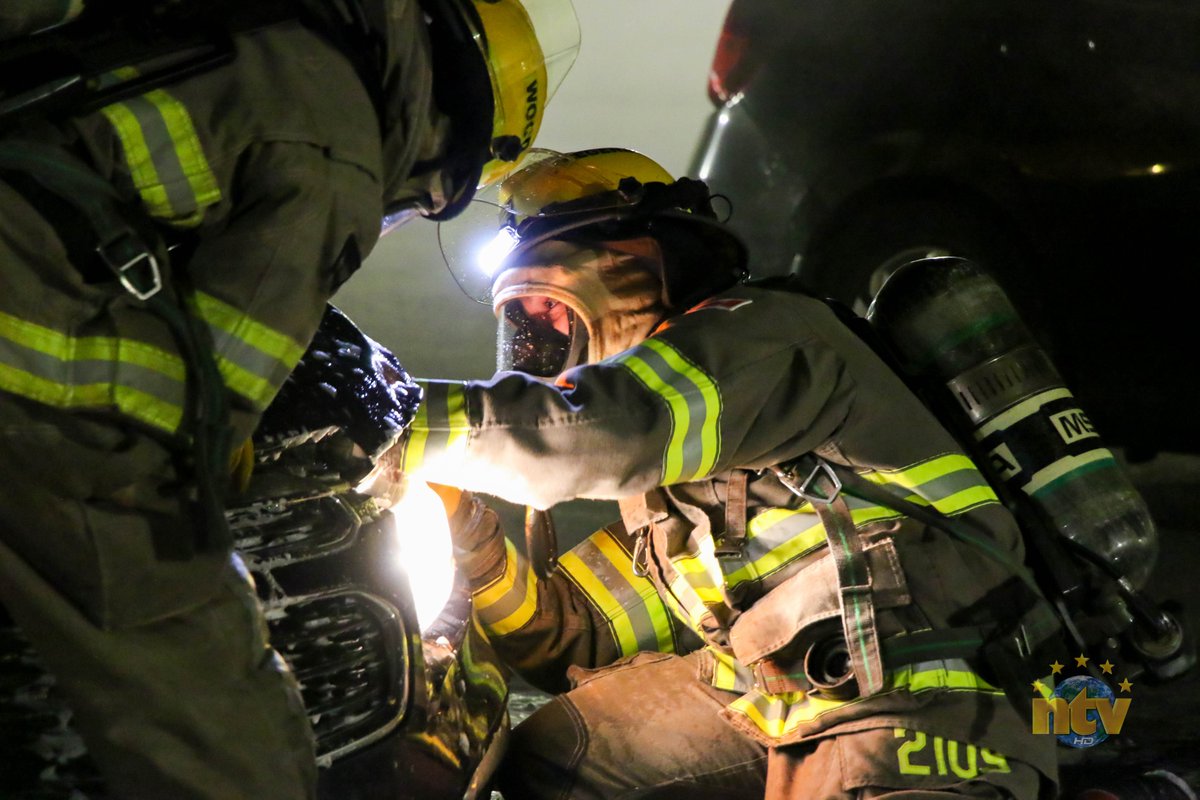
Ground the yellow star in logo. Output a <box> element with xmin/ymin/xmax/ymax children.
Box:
<box><xmin>1119</xmin><ymin>678</ymin><xmax>1133</xmax><ymax>693</ymax></box>
<box><xmin>1049</xmin><ymin>661</ymin><xmax>1064</xmax><ymax>675</ymax></box>
<box><xmin>1032</xmin><ymin>679</ymin><xmax>1047</xmax><ymax>695</ymax></box>
<box><xmin>1100</xmin><ymin>660</ymin><xmax>1115</xmax><ymax>675</ymax></box>
<box><xmin>1075</xmin><ymin>654</ymin><xmax>1090</xmax><ymax>668</ymax></box>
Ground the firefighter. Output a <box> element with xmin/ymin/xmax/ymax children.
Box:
<box><xmin>407</xmin><ymin>149</ymin><xmax>1061</xmax><ymax>799</ymax></box>
<box><xmin>0</xmin><ymin>2</ymin><xmax>578</xmax><ymax>797</ymax></box>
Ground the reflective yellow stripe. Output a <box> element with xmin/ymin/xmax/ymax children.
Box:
<box><xmin>190</xmin><ymin>292</ymin><xmax>306</xmax><ymax>409</ymax></box>
<box><xmin>192</xmin><ymin>293</ymin><xmax>306</xmax><ymax>368</ymax></box>
<box><xmin>877</xmin><ymin>454</ymin><xmax>976</xmax><ymax>488</ymax></box>
<box><xmin>100</xmin><ymin>88</ymin><xmax>220</xmax><ymax>226</ymax></box>
<box><xmin>445</xmin><ymin>384</ymin><xmax>469</xmax><ymax>452</ymax></box>
<box><xmin>559</xmin><ymin>549</ymin><xmax>639</xmax><ymax>656</ymax></box>
<box><xmin>640</xmin><ymin>339</ymin><xmax>721</xmax><ymax>481</ymax></box>
<box><xmin>588</xmin><ymin>529</ymin><xmax>675</xmax><ymax>654</ymax></box>
<box><xmin>725</xmin><ymin>513</ymin><xmax>826</xmax><ymax>587</ymax></box>
<box><xmin>615</xmin><ymin>338</ymin><xmax>721</xmax><ymax>485</ymax></box>
<box><xmin>0</xmin><ymin>312</ymin><xmax>185</xmax><ymax>379</ymax></box>
<box><xmin>142</xmin><ymin>90</ymin><xmax>220</xmax><ymax>220</ymax></box>
<box><xmin>473</xmin><ymin>538</ymin><xmax>537</xmax><ymax>635</ymax></box>
<box><xmin>0</xmin><ymin>310</ymin><xmax>186</xmax><ymax>432</ymax></box>
<box><xmin>709</xmin><ymin>647</ymin><xmax>754</xmax><ymax>692</ymax></box>
<box><xmin>0</xmin><ymin>363</ymin><xmax>182</xmax><ymax>432</ymax></box>
<box><xmin>868</xmin><ymin>454</ymin><xmax>999</xmax><ymax>515</ymax></box>
<box><xmin>668</xmin><ymin>572</ymin><xmax>719</xmax><ymax>622</ymax></box>
<box><xmin>98</xmin><ymin>101</ymin><xmax>166</xmax><ymax>213</ymax></box>
<box><xmin>401</xmin><ymin>381</ymin><xmax>469</xmax><ymax>472</ymax></box>
<box><xmin>403</xmin><ymin>396</ymin><xmax>431</xmax><ymax>471</ymax></box>
<box><xmin>727</xmin><ymin>660</ymin><xmax>1002</xmax><ymax>739</ymax></box>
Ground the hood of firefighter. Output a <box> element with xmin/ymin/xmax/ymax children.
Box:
<box><xmin>492</xmin><ymin>237</ymin><xmax>667</xmax><ymax>375</ymax></box>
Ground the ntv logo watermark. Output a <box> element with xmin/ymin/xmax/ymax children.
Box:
<box><xmin>1030</xmin><ymin>653</ymin><xmax>1133</xmax><ymax>749</ymax></box>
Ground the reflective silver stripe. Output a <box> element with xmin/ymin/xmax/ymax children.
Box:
<box><xmin>2</xmin><ymin>337</ymin><xmax>183</xmax><ymax>407</ymax></box>
<box><xmin>473</xmin><ymin>538</ymin><xmax>537</xmax><ymax>635</ymax></box>
<box><xmin>100</xmin><ymin>87</ymin><xmax>220</xmax><ymax>226</ymax></box>
<box><xmin>188</xmin><ymin>292</ymin><xmax>308</xmax><ymax>409</ymax></box>
<box><xmin>0</xmin><ymin>312</ymin><xmax>187</xmax><ymax>432</ymax></box>
<box><xmin>400</xmin><ymin>381</ymin><xmax>469</xmax><ymax>472</ymax></box>
<box><xmin>871</xmin><ymin>454</ymin><xmax>998</xmax><ymax>515</ymax></box>
<box><xmin>636</xmin><ymin>344</ymin><xmax>709</xmax><ymax>480</ymax></box>
<box><xmin>743</xmin><ymin>508</ymin><xmax>825</xmax><ymax>568</ymax></box>
<box><xmin>613</xmin><ymin>338</ymin><xmax>721</xmax><ymax>484</ymax></box>
<box><xmin>122</xmin><ymin>94</ymin><xmax>197</xmax><ymax>218</ymax></box>
<box><xmin>560</xmin><ymin>529</ymin><xmax>674</xmax><ymax>656</ymax></box>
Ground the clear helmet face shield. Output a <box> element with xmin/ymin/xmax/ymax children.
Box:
<box><xmin>496</xmin><ymin>295</ymin><xmax>590</xmax><ymax>378</ymax></box>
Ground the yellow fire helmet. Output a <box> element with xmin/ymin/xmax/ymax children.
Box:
<box><xmin>439</xmin><ymin>147</ymin><xmax>748</xmax><ymax>305</ymax></box>
<box><xmin>419</xmin><ymin>0</ymin><xmax>580</xmax><ymax>222</ymax></box>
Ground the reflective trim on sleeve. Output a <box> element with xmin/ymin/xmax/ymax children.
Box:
<box><xmin>99</xmin><ymin>88</ymin><xmax>220</xmax><ymax>227</ymax></box>
<box><xmin>400</xmin><ymin>381</ymin><xmax>469</xmax><ymax>472</ymax></box>
<box><xmin>190</xmin><ymin>292</ymin><xmax>307</xmax><ymax>410</ymax></box>
<box><xmin>0</xmin><ymin>310</ymin><xmax>186</xmax><ymax>432</ymax></box>
<box><xmin>472</xmin><ymin>538</ymin><xmax>537</xmax><ymax>635</ymax></box>
<box><xmin>559</xmin><ymin>527</ymin><xmax>676</xmax><ymax>657</ymax></box>
<box><xmin>613</xmin><ymin>337</ymin><xmax>721</xmax><ymax>485</ymax></box>
<box><xmin>726</xmin><ymin>659</ymin><xmax>1002</xmax><ymax>739</ymax></box>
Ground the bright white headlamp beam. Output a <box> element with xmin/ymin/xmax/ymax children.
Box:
<box><xmin>477</xmin><ymin>226</ymin><xmax>520</xmax><ymax>277</ymax></box>
<box><xmin>389</xmin><ymin>481</ymin><xmax>456</xmax><ymax>633</ymax></box>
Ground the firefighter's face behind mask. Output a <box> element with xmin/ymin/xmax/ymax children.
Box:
<box><xmin>497</xmin><ymin>295</ymin><xmax>590</xmax><ymax>377</ymax></box>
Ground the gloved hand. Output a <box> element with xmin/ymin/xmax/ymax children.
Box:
<box><xmin>428</xmin><ymin>482</ymin><xmax>464</xmax><ymax>519</ymax></box>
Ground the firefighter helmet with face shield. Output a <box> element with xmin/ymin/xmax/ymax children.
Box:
<box><xmin>399</xmin><ymin>0</ymin><xmax>580</xmax><ymax>226</ymax></box>
<box><xmin>452</xmin><ymin>148</ymin><xmax>748</xmax><ymax>377</ymax></box>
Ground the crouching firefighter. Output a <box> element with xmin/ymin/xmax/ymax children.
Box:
<box><xmin>0</xmin><ymin>1</ymin><xmax>578</xmax><ymax>797</ymax></box>
<box><xmin>402</xmin><ymin>148</ymin><xmax>1066</xmax><ymax>799</ymax></box>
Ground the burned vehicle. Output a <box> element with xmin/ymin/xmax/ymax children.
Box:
<box><xmin>0</xmin><ymin>306</ymin><xmax>509</xmax><ymax>799</ymax></box>
<box><xmin>692</xmin><ymin>0</ymin><xmax>1200</xmax><ymax>455</ymax></box>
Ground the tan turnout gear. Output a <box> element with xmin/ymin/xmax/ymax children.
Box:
<box><xmin>405</xmin><ymin>149</ymin><xmax>1058</xmax><ymax>798</ymax></box>
<box><xmin>0</xmin><ymin>1</ymin><xmax>577</xmax><ymax>795</ymax></box>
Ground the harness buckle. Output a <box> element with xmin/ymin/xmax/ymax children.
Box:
<box><xmin>775</xmin><ymin>459</ymin><xmax>843</xmax><ymax>505</ymax></box>
<box><xmin>97</xmin><ymin>231</ymin><xmax>162</xmax><ymax>301</ymax></box>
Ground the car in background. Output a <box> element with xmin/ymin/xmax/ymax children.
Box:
<box><xmin>691</xmin><ymin>0</ymin><xmax>1200</xmax><ymax>455</ymax></box>
<box><xmin>0</xmin><ymin>307</ymin><xmax>509</xmax><ymax>800</ymax></box>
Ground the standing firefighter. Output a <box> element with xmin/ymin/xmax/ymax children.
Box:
<box><xmin>408</xmin><ymin>149</ymin><xmax>1063</xmax><ymax>799</ymax></box>
<box><xmin>0</xmin><ymin>1</ymin><xmax>578</xmax><ymax>797</ymax></box>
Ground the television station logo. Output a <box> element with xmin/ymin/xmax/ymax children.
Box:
<box><xmin>1030</xmin><ymin>653</ymin><xmax>1133</xmax><ymax>749</ymax></box>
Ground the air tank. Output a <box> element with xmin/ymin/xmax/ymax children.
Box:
<box><xmin>866</xmin><ymin>256</ymin><xmax>1158</xmax><ymax>634</ymax></box>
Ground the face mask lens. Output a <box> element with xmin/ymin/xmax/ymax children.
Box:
<box><xmin>498</xmin><ymin>299</ymin><xmax>587</xmax><ymax>377</ymax></box>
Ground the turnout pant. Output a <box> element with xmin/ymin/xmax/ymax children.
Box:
<box><xmin>498</xmin><ymin>652</ymin><xmax>1054</xmax><ymax>800</ymax></box>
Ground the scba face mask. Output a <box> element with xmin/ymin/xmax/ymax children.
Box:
<box><xmin>496</xmin><ymin>294</ymin><xmax>589</xmax><ymax>378</ymax></box>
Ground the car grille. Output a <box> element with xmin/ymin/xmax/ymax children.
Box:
<box><xmin>268</xmin><ymin>593</ymin><xmax>408</xmax><ymax>758</ymax></box>
<box><xmin>228</xmin><ymin>495</ymin><xmax>364</xmax><ymax>564</ymax></box>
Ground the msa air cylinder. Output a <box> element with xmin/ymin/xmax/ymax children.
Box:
<box><xmin>866</xmin><ymin>256</ymin><xmax>1158</xmax><ymax>631</ymax></box>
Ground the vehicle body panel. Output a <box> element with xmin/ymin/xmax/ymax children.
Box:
<box><xmin>693</xmin><ymin>0</ymin><xmax>1200</xmax><ymax>451</ymax></box>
